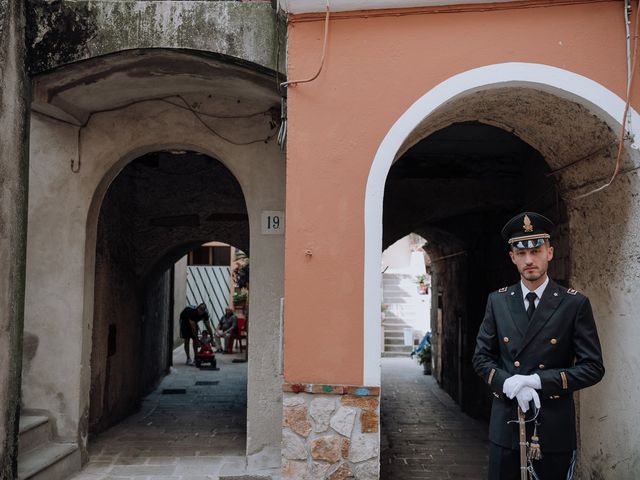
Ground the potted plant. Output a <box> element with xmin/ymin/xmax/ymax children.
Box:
<box><xmin>233</xmin><ymin>290</ymin><xmax>248</xmax><ymax>308</ymax></box>
<box><xmin>417</xmin><ymin>344</ymin><xmax>432</xmax><ymax>375</ymax></box>
<box><xmin>415</xmin><ymin>274</ymin><xmax>428</xmax><ymax>294</ymax></box>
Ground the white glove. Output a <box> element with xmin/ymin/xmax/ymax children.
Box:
<box><xmin>515</xmin><ymin>386</ymin><xmax>541</xmax><ymax>413</ymax></box>
<box><xmin>503</xmin><ymin>374</ymin><xmax>541</xmax><ymax>399</ymax></box>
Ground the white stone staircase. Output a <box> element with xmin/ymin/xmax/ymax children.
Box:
<box><xmin>382</xmin><ymin>273</ymin><xmax>427</xmax><ymax>357</ymax></box>
<box><xmin>17</xmin><ymin>415</ymin><xmax>81</xmax><ymax>480</ymax></box>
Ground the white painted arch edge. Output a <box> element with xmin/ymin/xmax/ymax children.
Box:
<box><xmin>363</xmin><ymin>62</ymin><xmax>640</xmax><ymax>385</ymax></box>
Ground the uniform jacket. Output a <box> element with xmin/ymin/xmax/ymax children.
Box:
<box><xmin>472</xmin><ymin>280</ymin><xmax>604</xmax><ymax>452</ymax></box>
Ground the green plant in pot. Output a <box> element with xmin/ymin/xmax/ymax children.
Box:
<box><xmin>417</xmin><ymin>344</ymin><xmax>432</xmax><ymax>375</ymax></box>
<box><xmin>233</xmin><ymin>291</ymin><xmax>248</xmax><ymax>307</ymax></box>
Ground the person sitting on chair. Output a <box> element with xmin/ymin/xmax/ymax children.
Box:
<box><xmin>214</xmin><ymin>307</ymin><xmax>238</xmax><ymax>353</ymax></box>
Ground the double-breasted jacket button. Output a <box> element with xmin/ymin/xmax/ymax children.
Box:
<box><xmin>539</xmin><ymin>364</ymin><xmax>545</xmax><ymax>369</ymax></box>
<box><xmin>503</xmin><ymin>337</ymin><xmax>509</xmax><ymax>343</ymax></box>
<box><xmin>550</xmin><ymin>338</ymin><xmax>558</xmax><ymax>345</ymax></box>
<box><xmin>514</xmin><ymin>361</ymin><xmax>521</xmax><ymax>368</ymax></box>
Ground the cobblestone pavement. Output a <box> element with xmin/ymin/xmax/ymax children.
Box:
<box><xmin>380</xmin><ymin>358</ymin><xmax>489</xmax><ymax>480</ymax></box>
<box><xmin>69</xmin><ymin>347</ymin><xmax>254</xmax><ymax>480</ymax></box>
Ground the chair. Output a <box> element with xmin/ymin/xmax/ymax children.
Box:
<box><xmin>227</xmin><ymin>315</ymin><xmax>247</xmax><ymax>353</ymax></box>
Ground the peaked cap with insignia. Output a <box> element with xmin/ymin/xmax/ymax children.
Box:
<box><xmin>501</xmin><ymin>212</ymin><xmax>555</xmax><ymax>249</ymax></box>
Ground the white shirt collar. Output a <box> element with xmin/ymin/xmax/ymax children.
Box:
<box><xmin>521</xmin><ymin>276</ymin><xmax>549</xmax><ymax>304</ymax></box>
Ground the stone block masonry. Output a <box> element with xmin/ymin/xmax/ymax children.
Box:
<box><xmin>282</xmin><ymin>384</ymin><xmax>381</xmax><ymax>480</ymax></box>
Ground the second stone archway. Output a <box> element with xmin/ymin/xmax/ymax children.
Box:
<box><xmin>22</xmin><ymin>49</ymin><xmax>285</xmax><ymax>470</ymax></box>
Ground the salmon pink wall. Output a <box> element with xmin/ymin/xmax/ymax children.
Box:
<box><xmin>284</xmin><ymin>1</ymin><xmax>629</xmax><ymax>384</ymax></box>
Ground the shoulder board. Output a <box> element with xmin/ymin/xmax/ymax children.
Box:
<box><xmin>498</xmin><ymin>287</ymin><xmax>508</xmax><ymax>293</ymax></box>
<box><xmin>567</xmin><ymin>288</ymin><xmax>578</xmax><ymax>295</ymax></box>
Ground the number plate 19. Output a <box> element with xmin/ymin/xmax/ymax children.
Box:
<box><xmin>261</xmin><ymin>210</ymin><xmax>285</xmax><ymax>235</ymax></box>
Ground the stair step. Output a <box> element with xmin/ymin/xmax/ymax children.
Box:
<box><xmin>19</xmin><ymin>416</ymin><xmax>50</xmax><ymax>456</ymax></box>
<box><xmin>381</xmin><ymin>351</ymin><xmax>412</xmax><ymax>358</ymax></box>
<box><xmin>382</xmin><ymin>320</ymin><xmax>412</xmax><ymax>327</ymax></box>
<box><xmin>18</xmin><ymin>442</ymin><xmax>80</xmax><ymax>480</ymax></box>
<box><xmin>385</xmin><ymin>338</ymin><xmax>409</xmax><ymax>346</ymax></box>
<box><xmin>382</xmin><ymin>297</ymin><xmax>416</xmax><ymax>303</ymax></box>
<box><xmin>384</xmin><ymin>345</ymin><xmax>412</xmax><ymax>353</ymax></box>
<box><xmin>384</xmin><ymin>331</ymin><xmax>404</xmax><ymax>338</ymax></box>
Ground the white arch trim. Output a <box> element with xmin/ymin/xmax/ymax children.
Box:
<box><xmin>363</xmin><ymin>62</ymin><xmax>640</xmax><ymax>385</ymax></box>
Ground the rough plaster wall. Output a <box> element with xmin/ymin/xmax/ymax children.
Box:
<box><xmin>0</xmin><ymin>0</ymin><xmax>28</xmax><ymax>476</ymax></box>
<box><xmin>26</xmin><ymin>0</ymin><xmax>285</xmax><ymax>74</ymax></box>
<box><xmin>394</xmin><ymin>87</ymin><xmax>639</xmax><ymax>478</ymax></box>
<box><xmin>245</xmin><ymin>221</ymin><xmax>284</xmax><ymax>457</ymax></box>
<box><xmin>141</xmin><ymin>270</ymin><xmax>172</xmax><ymax>398</ymax></box>
<box><xmin>22</xmin><ymin>115</ymin><xmax>87</xmax><ymax>442</ymax></box>
<box><xmin>25</xmin><ymin>91</ymin><xmax>285</xmax><ymax>457</ymax></box>
<box><xmin>90</xmin><ymin>172</ymin><xmax>142</xmax><ymax>434</ymax></box>
<box><xmin>568</xmin><ymin>174</ymin><xmax>640</xmax><ymax>479</ymax></box>
<box><xmin>425</xmin><ymin>236</ymin><xmax>466</xmax><ymax>403</ymax></box>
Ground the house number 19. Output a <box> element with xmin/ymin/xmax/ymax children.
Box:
<box><xmin>261</xmin><ymin>211</ymin><xmax>285</xmax><ymax>235</ymax></box>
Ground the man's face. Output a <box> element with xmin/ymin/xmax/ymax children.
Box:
<box><xmin>509</xmin><ymin>242</ymin><xmax>554</xmax><ymax>283</ymax></box>
<box><xmin>197</xmin><ymin>305</ymin><xmax>206</xmax><ymax>315</ymax></box>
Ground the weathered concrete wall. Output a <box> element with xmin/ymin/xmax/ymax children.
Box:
<box><xmin>24</xmin><ymin>75</ymin><xmax>284</xmax><ymax>459</ymax></box>
<box><xmin>0</xmin><ymin>0</ymin><xmax>28</xmax><ymax>476</ymax></box>
<box><xmin>569</xmin><ymin>179</ymin><xmax>640</xmax><ymax>479</ymax></box>
<box><xmin>26</xmin><ymin>0</ymin><xmax>285</xmax><ymax>74</ymax></box>
<box><xmin>141</xmin><ymin>269</ymin><xmax>173</xmax><ymax>397</ymax></box>
<box><xmin>89</xmin><ymin>175</ymin><xmax>142</xmax><ymax>434</ymax></box>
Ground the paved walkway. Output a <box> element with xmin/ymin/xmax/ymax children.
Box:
<box><xmin>380</xmin><ymin>357</ymin><xmax>489</xmax><ymax>480</ymax></box>
<box><xmin>69</xmin><ymin>347</ymin><xmax>254</xmax><ymax>480</ymax></box>
<box><xmin>70</xmin><ymin>353</ymin><xmax>488</xmax><ymax>479</ymax></box>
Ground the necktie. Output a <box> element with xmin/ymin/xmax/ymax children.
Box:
<box><xmin>526</xmin><ymin>292</ymin><xmax>537</xmax><ymax>319</ymax></box>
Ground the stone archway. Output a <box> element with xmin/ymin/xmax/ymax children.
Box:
<box><xmin>89</xmin><ymin>150</ymin><xmax>250</xmax><ymax>434</ymax></box>
<box><xmin>21</xmin><ymin>49</ymin><xmax>285</xmax><ymax>472</ymax></box>
<box><xmin>367</xmin><ymin>64</ymin><xmax>640</xmax><ymax>476</ymax></box>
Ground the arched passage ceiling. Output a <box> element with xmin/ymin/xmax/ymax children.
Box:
<box><xmin>384</xmin><ymin>121</ymin><xmax>550</xmax><ymax>249</ymax></box>
<box><xmin>98</xmin><ymin>150</ymin><xmax>249</xmax><ymax>285</ymax></box>
<box><xmin>396</xmin><ymin>87</ymin><xmax>627</xmax><ymax>194</ymax></box>
<box><xmin>32</xmin><ymin>49</ymin><xmax>281</xmax><ymax>125</ymax></box>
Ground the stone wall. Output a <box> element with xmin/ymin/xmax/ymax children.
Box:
<box><xmin>0</xmin><ymin>0</ymin><xmax>28</xmax><ymax>476</ymax></box>
<box><xmin>26</xmin><ymin>0</ymin><xmax>285</xmax><ymax>74</ymax></box>
<box><xmin>282</xmin><ymin>384</ymin><xmax>380</xmax><ymax>480</ymax></box>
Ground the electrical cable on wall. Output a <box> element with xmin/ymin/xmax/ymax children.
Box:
<box><xmin>574</xmin><ymin>0</ymin><xmax>640</xmax><ymax>199</ymax></box>
<box><xmin>32</xmin><ymin>94</ymin><xmax>279</xmax><ymax>173</ymax></box>
<box><xmin>277</xmin><ymin>1</ymin><xmax>331</xmax><ymax>151</ymax></box>
<box><xmin>280</xmin><ymin>1</ymin><xmax>330</xmax><ymax>89</ymax></box>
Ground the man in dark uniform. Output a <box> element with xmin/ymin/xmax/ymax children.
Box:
<box><xmin>473</xmin><ymin>212</ymin><xmax>604</xmax><ymax>480</ymax></box>
<box><xmin>180</xmin><ymin>303</ymin><xmax>213</xmax><ymax>365</ymax></box>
